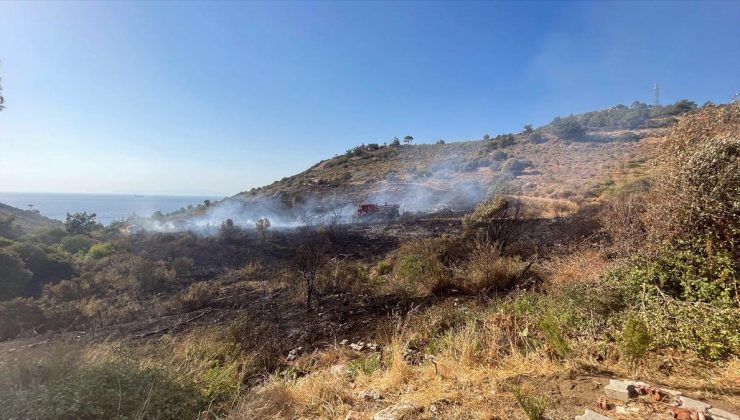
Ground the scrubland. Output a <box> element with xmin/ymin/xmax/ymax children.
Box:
<box><xmin>0</xmin><ymin>102</ymin><xmax>737</xmax><ymax>419</ymax></box>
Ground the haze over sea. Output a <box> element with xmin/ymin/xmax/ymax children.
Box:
<box><xmin>0</xmin><ymin>192</ymin><xmax>221</xmax><ymax>225</ymax></box>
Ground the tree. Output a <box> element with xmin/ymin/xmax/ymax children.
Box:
<box><xmin>549</xmin><ymin>116</ymin><xmax>586</xmax><ymax>140</ymax></box>
<box><xmin>255</xmin><ymin>218</ymin><xmax>271</xmax><ymax>240</ymax></box>
<box><xmin>203</xmin><ymin>200</ymin><xmax>211</xmax><ymax>206</ymax></box>
<box><xmin>293</xmin><ymin>230</ymin><xmax>330</xmax><ymax>309</ymax></box>
<box><xmin>64</xmin><ymin>212</ymin><xmax>99</xmax><ymax>235</ymax></box>
<box><xmin>403</xmin><ymin>135</ymin><xmax>414</xmax><ymax>145</ymax></box>
<box><xmin>523</xmin><ymin>124</ymin><xmax>533</xmax><ymax>133</ymax></box>
<box><xmin>390</xmin><ymin>137</ymin><xmax>401</xmax><ymax>146</ymax></box>
<box><xmin>219</xmin><ymin>218</ymin><xmax>241</xmax><ymax>241</ymax></box>
<box><xmin>483</xmin><ymin>134</ymin><xmax>491</xmax><ymax>141</ymax></box>
<box><xmin>0</xmin><ymin>249</ymin><xmax>32</xmax><ymax>301</ymax></box>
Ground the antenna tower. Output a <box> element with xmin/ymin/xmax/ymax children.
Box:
<box><xmin>653</xmin><ymin>83</ymin><xmax>660</xmax><ymax>106</ymax></box>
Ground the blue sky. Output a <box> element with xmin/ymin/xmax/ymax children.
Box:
<box><xmin>0</xmin><ymin>1</ymin><xmax>738</xmax><ymax>196</ymax></box>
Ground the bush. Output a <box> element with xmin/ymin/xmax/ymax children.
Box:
<box><xmin>172</xmin><ymin>256</ymin><xmax>195</xmax><ymax>278</ymax></box>
<box><xmin>60</xmin><ymin>235</ymin><xmax>93</xmax><ymax>254</ymax></box>
<box><xmin>539</xmin><ymin>315</ymin><xmax>571</xmax><ymax>358</ymax></box>
<box><xmin>177</xmin><ymin>282</ymin><xmax>215</xmax><ymax>312</ymax></box>
<box><xmin>462</xmin><ymin>196</ymin><xmax>523</xmax><ymax>250</ymax></box>
<box><xmin>0</xmin><ymin>298</ymin><xmax>46</xmax><ymax>339</ymax></box>
<box><xmin>488</xmin><ymin>133</ymin><xmax>516</xmax><ymax>149</ymax></box>
<box><xmin>0</xmin><ymin>357</ymin><xmax>206</xmax><ymax>419</ymax></box>
<box><xmin>548</xmin><ymin>116</ymin><xmax>586</xmax><ymax>139</ymax></box>
<box><xmin>87</xmin><ymin>241</ymin><xmax>117</xmax><ymax>259</ymax></box>
<box><xmin>391</xmin><ymin>239</ymin><xmax>450</xmax><ymax>296</ymax></box>
<box><xmin>347</xmin><ymin>354</ymin><xmax>380</xmax><ymax>376</ymax></box>
<box><xmin>646</xmin><ymin>103</ymin><xmax>739</xmax><ymax>252</ymax></box>
<box><xmin>491</xmin><ymin>150</ymin><xmax>508</xmax><ymax>161</ymax></box>
<box><xmin>513</xmin><ymin>387</ymin><xmax>548</xmax><ymax>420</ymax></box>
<box><xmin>502</xmin><ymin>158</ymin><xmax>533</xmax><ymax>175</ymax></box>
<box><xmin>9</xmin><ymin>242</ymin><xmax>76</xmax><ymax>295</ymax></box>
<box><xmin>617</xmin><ymin>240</ymin><xmax>736</xmax><ymax>306</ymax></box>
<box><xmin>127</xmin><ymin>257</ymin><xmax>175</xmax><ymax>293</ymax></box>
<box><xmin>610</xmin><ymin>245</ymin><xmax>739</xmax><ymax>359</ymax></box>
<box><xmin>219</xmin><ymin>219</ymin><xmax>242</xmax><ymax>241</ymax></box>
<box><xmin>528</xmin><ymin>131</ymin><xmax>547</xmax><ymax>144</ymax></box>
<box><xmin>0</xmin><ymin>216</ymin><xmax>21</xmax><ymax>239</ymax></box>
<box><xmin>618</xmin><ymin>315</ymin><xmax>652</xmax><ymax>361</ymax></box>
<box><xmin>458</xmin><ymin>242</ymin><xmax>524</xmax><ymax>293</ymax></box>
<box><xmin>0</xmin><ymin>249</ymin><xmax>32</xmax><ymax>300</ymax></box>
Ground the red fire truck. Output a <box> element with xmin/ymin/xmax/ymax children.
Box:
<box><xmin>357</xmin><ymin>202</ymin><xmax>400</xmax><ymax>220</ymax></box>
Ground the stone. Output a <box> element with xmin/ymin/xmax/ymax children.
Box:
<box><xmin>345</xmin><ymin>410</ymin><xmax>363</xmax><ymax>420</ymax></box>
<box><xmin>350</xmin><ymin>343</ymin><xmax>365</xmax><ymax>351</ymax></box>
<box><xmin>330</xmin><ymin>364</ymin><xmax>348</xmax><ymax>377</ymax></box>
<box><xmin>680</xmin><ymin>396</ymin><xmax>711</xmax><ymax>412</ymax></box>
<box><xmin>361</xmin><ymin>388</ymin><xmax>382</xmax><ymax>401</ymax></box>
<box><xmin>339</xmin><ymin>339</ymin><xmax>349</xmax><ymax>346</ymax></box>
<box><xmin>604</xmin><ymin>379</ymin><xmax>637</xmax><ymax>401</ymax></box>
<box><xmin>659</xmin><ymin>388</ymin><xmax>683</xmax><ymax>397</ymax></box>
<box><xmin>372</xmin><ymin>402</ymin><xmax>417</xmax><ymax>420</ymax></box>
<box><xmin>709</xmin><ymin>408</ymin><xmax>740</xmax><ymax>420</ymax></box>
<box><xmin>575</xmin><ymin>409</ymin><xmax>611</xmax><ymax>420</ymax></box>
<box><xmin>615</xmin><ymin>406</ymin><xmax>640</xmax><ymax>414</ymax></box>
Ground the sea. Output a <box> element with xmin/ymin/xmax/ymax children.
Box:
<box><xmin>0</xmin><ymin>192</ymin><xmax>222</xmax><ymax>225</ymax></box>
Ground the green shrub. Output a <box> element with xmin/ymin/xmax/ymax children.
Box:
<box><xmin>641</xmin><ymin>297</ymin><xmax>739</xmax><ymax>359</ymax></box>
<box><xmin>8</xmin><ymin>242</ymin><xmax>76</xmax><ymax>294</ymax></box>
<box><xmin>60</xmin><ymin>235</ymin><xmax>93</xmax><ymax>254</ymax></box>
<box><xmin>376</xmin><ymin>260</ymin><xmax>391</xmax><ymax>275</ymax></box>
<box><xmin>0</xmin><ymin>249</ymin><xmax>32</xmax><ymax>300</ymax></box>
<box><xmin>538</xmin><ymin>315</ymin><xmax>571</xmax><ymax>359</ymax></box>
<box><xmin>548</xmin><ymin>116</ymin><xmax>586</xmax><ymax>139</ymax></box>
<box><xmin>488</xmin><ymin>133</ymin><xmax>516</xmax><ymax>149</ymax></box>
<box><xmin>347</xmin><ymin>354</ymin><xmax>380</xmax><ymax>376</ymax></box>
<box><xmin>0</xmin><ymin>357</ymin><xmax>205</xmax><ymax>420</ymax></box>
<box><xmin>610</xmin><ymin>241</ymin><xmax>740</xmax><ymax>359</ymax></box>
<box><xmin>87</xmin><ymin>241</ymin><xmax>117</xmax><ymax>259</ymax></box>
<box><xmin>394</xmin><ymin>252</ymin><xmax>446</xmax><ymax>295</ymax></box>
<box><xmin>616</xmin><ymin>240</ymin><xmax>736</xmax><ymax>306</ymax></box>
<box><xmin>513</xmin><ymin>387</ymin><xmax>548</xmax><ymax>420</ymax></box>
<box><xmin>618</xmin><ymin>315</ymin><xmax>652</xmax><ymax>361</ymax></box>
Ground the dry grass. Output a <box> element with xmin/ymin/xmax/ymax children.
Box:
<box><xmin>545</xmin><ymin>248</ymin><xmax>612</xmax><ymax>285</ymax></box>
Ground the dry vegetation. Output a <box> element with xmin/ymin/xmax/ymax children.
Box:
<box><xmin>0</xmin><ymin>102</ymin><xmax>737</xmax><ymax>419</ymax></box>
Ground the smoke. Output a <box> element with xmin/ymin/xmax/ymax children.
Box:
<box><xmin>129</xmin><ymin>143</ymin><xmax>513</xmax><ymax>234</ymax></box>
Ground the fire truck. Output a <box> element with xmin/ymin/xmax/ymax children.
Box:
<box><xmin>356</xmin><ymin>202</ymin><xmax>400</xmax><ymax>221</ymax></box>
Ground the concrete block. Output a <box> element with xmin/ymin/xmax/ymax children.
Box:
<box><xmin>575</xmin><ymin>409</ymin><xmax>611</xmax><ymax>420</ymax></box>
<box><xmin>604</xmin><ymin>379</ymin><xmax>637</xmax><ymax>401</ymax></box>
<box><xmin>709</xmin><ymin>407</ymin><xmax>740</xmax><ymax>420</ymax></box>
<box><xmin>680</xmin><ymin>396</ymin><xmax>711</xmax><ymax>412</ymax></box>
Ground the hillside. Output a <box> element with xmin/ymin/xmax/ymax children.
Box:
<box><xmin>0</xmin><ymin>202</ymin><xmax>61</xmax><ymax>234</ymax></box>
<box><xmin>162</xmin><ymin>100</ymin><xmax>695</xmax><ymax>229</ymax></box>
